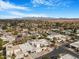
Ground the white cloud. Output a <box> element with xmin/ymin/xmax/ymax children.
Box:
<box><xmin>32</xmin><ymin>0</ymin><xmax>51</xmax><ymax>7</ymax></box>
<box><xmin>10</xmin><ymin>11</ymin><xmax>25</xmax><ymax>16</ymax></box>
<box><xmin>27</xmin><ymin>14</ymin><xmax>48</xmax><ymax>17</ymax></box>
<box><xmin>0</xmin><ymin>0</ymin><xmax>29</xmax><ymax>10</ymax></box>
<box><xmin>10</xmin><ymin>11</ymin><xmax>47</xmax><ymax>17</ymax></box>
<box><xmin>0</xmin><ymin>11</ymin><xmax>48</xmax><ymax>19</ymax></box>
<box><xmin>0</xmin><ymin>15</ymin><xmax>20</xmax><ymax>19</ymax></box>
<box><xmin>32</xmin><ymin>0</ymin><xmax>73</xmax><ymax>7</ymax></box>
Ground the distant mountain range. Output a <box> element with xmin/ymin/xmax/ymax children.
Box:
<box><xmin>0</xmin><ymin>17</ymin><xmax>79</xmax><ymax>22</ymax></box>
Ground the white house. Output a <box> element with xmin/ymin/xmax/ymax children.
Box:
<box><xmin>6</xmin><ymin>44</ymin><xmax>30</xmax><ymax>59</ymax></box>
<box><xmin>70</xmin><ymin>41</ymin><xmax>79</xmax><ymax>50</ymax></box>
<box><xmin>60</xmin><ymin>54</ymin><xmax>78</xmax><ymax>59</ymax></box>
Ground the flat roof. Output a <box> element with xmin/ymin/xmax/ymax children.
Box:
<box><xmin>70</xmin><ymin>41</ymin><xmax>79</xmax><ymax>48</ymax></box>
<box><xmin>61</xmin><ymin>54</ymin><xmax>78</xmax><ymax>59</ymax></box>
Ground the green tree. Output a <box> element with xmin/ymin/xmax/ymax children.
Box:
<box><xmin>72</xmin><ymin>28</ymin><xmax>77</xmax><ymax>34</ymax></box>
<box><xmin>0</xmin><ymin>39</ymin><xmax>3</xmax><ymax>50</ymax></box>
<box><xmin>42</xmin><ymin>56</ymin><xmax>51</xmax><ymax>59</ymax></box>
<box><xmin>0</xmin><ymin>55</ymin><xmax>4</xmax><ymax>59</ymax></box>
<box><xmin>11</xmin><ymin>53</ymin><xmax>16</xmax><ymax>59</ymax></box>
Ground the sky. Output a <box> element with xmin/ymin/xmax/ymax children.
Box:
<box><xmin>0</xmin><ymin>0</ymin><xmax>79</xmax><ymax>19</ymax></box>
